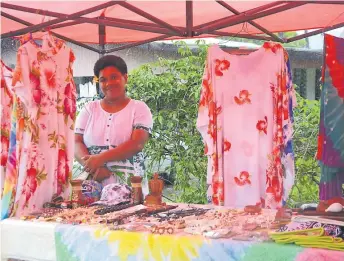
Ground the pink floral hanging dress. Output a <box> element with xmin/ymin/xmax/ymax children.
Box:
<box><xmin>1</xmin><ymin>33</ymin><xmax>76</xmax><ymax>218</ymax></box>
<box><xmin>197</xmin><ymin>43</ymin><xmax>296</xmax><ymax>209</ymax></box>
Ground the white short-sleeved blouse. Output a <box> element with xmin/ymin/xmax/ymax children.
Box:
<box><xmin>75</xmin><ymin>99</ymin><xmax>153</xmax><ymax>187</ymax></box>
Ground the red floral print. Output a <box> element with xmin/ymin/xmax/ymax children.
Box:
<box><xmin>224</xmin><ymin>139</ymin><xmax>231</xmax><ymax>152</ymax></box>
<box><xmin>263</xmin><ymin>42</ymin><xmax>282</xmax><ymax>54</ymax></box>
<box><xmin>57</xmin><ymin>149</ymin><xmax>70</xmax><ymax>185</ymax></box>
<box><xmin>64</xmin><ymin>83</ymin><xmax>76</xmax><ymax>120</ymax></box>
<box><xmin>234</xmin><ymin>171</ymin><xmax>251</xmax><ymax>186</ymax></box>
<box><xmin>37</xmin><ymin>51</ymin><xmax>48</xmax><ymax>63</ymax></box>
<box><xmin>12</xmin><ymin>69</ymin><xmax>22</xmax><ymax>86</ymax></box>
<box><xmin>215</xmin><ymin>59</ymin><xmax>230</xmax><ymax>76</ymax></box>
<box><xmin>199</xmin><ymin>63</ymin><xmax>213</xmax><ymax>109</ymax></box>
<box><xmin>265</xmin><ymin>69</ymin><xmax>287</xmax><ymax>208</ymax></box>
<box><xmin>197</xmin><ymin>44</ymin><xmax>295</xmax><ymax>209</ymax></box>
<box><xmin>69</xmin><ymin>50</ymin><xmax>76</xmax><ymax>64</ymax></box>
<box><xmin>2</xmin><ymin>34</ymin><xmax>75</xmax><ymax>218</ymax></box>
<box><xmin>234</xmin><ymin>90</ymin><xmax>252</xmax><ymax>105</ymax></box>
<box><xmin>29</xmin><ymin>72</ymin><xmax>41</xmax><ymax>104</ymax></box>
<box><xmin>22</xmin><ymin>167</ymin><xmax>38</xmax><ymax>202</ymax></box>
<box><xmin>1</xmin><ymin>78</ymin><xmax>5</xmax><ymax>89</ymax></box>
<box><xmin>212</xmin><ymin>178</ymin><xmax>224</xmax><ymax>205</ymax></box>
<box><xmin>256</xmin><ymin>116</ymin><xmax>268</xmax><ymax>134</ymax></box>
<box><xmin>270</xmin><ymin>82</ymin><xmax>276</xmax><ymax>93</ymax></box>
<box><xmin>31</xmin><ymin>62</ymin><xmax>40</xmax><ymax>78</ymax></box>
<box><xmin>1</xmin><ymin>135</ymin><xmax>9</xmax><ymax>166</ymax></box>
<box><xmin>44</xmin><ymin>69</ymin><xmax>56</xmax><ymax>89</ymax></box>
<box><xmin>200</xmin><ymin>78</ymin><xmax>212</xmax><ymax>107</ymax></box>
<box><xmin>204</xmin><ymin>144</ymin><xmax>208</xmax><ymax>155</ymax></box>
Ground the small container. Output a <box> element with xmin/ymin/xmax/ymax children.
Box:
<box><xmin>131</xmin><ymin>176</ymin><xmax>143</xmax><ymax>204</ymax></box>
<box><xmin>70</xmin><ymin>179</ymin><xmax>83</xmax><ymax>208</ymax></box>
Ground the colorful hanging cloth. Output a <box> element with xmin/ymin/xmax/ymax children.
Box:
<box><xmin>317</xmin><ymin>34</ymin><xmax>344</xmax><ymax>200</ymax></box>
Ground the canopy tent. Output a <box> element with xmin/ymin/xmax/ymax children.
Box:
<box><xmin>1</xmin><ymin>0</ymin><xmax>344</xmax><ymax>54</ymax></box>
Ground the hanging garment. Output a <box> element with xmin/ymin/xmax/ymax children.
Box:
<box><xmin>1</xmin><ymin>60</ymin><xmax>14</xmax><ymax>192</ymax></box>
<box><xmin>197</xmin><ymin>43</ymin><xmax>296</xmax><ymax>208</ymax></box>
<box><xmin>1</xmin><ymin>33</ymin><xmax>76</xmax><ymax>218</ymax></box>
<box><xmin>317</xmin><ymin>34</ymin><xmax>344</xmax><ymax>200</ymax></box>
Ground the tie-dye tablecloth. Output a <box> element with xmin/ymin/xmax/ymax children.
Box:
<box><xmin>1</xmin><ymin>219</ymin><xmax>344</xmax><ymax>261</ymax></box>
<box><xmin>55</xmin><ymin>224</ymin><xmax>344</xmax><ymax>261</ymax></box>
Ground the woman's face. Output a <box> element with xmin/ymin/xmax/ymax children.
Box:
<box><xmin>99</xmin><ymin>66</ymin><xmax>128</xmax><ymax>100</ymax></box>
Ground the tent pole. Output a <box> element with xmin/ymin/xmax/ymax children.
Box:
<box><xmin>1</xmin><ymin>3</ymin><xmax>179</xmax><ymax>36</ymax></box>
<box><xmin>99</xmin><ymin>14</ymin><xmax>106</xmax><ymax>57</ymax></box>
<box><xmin>97</xmin><ymin>14</ymin><xmax>106</xmax><ymax>95</ymax></box>
<box><xmin>216</xmin><ymin>0</ymin><xmax>285</xmax><ymax>43</ymax></box>
<box><xmin>118</xmin><ymin>1</ymin><xmax>184</xmax><ymax>35</ymax></box>
<box><xmin>193</xmin><ymin>1</ymin><xmax>284</xmax><ymax>31</ymax></box>
<box><xmin>0</xmin><ymin>11</ymin><xmax>100</xmax><ymax>54</ymax></box>
<box><xmin>105</xmin><ymin>34</ymin><xmax>171</xmax><ymax>53</ymax></box>
<box><xmin>55</xmin><ymin>17</ymin><xmax>177</xmax><ymax>35</ymax></box>
<box><xmin>196</xmin><ymin>2</ymin><xmax>306</xmax><ymax>35</ymax></box>
<box><xmin>286</xmin><ymin>22</ymin><xmax>344</xmax><ymax>43</ymax></box>
<box><xmin>186</xmin><ymin>0</ymin><xmax>193</xmax><ymax>37</ymax></box>
<box><xmin>211</xmin><ymin>31</ymin><xmax>273</xmax><ymax>41</ymax></box>
<box><xmin>0</xmin><ymin>1</ymin><xmax>121</xmax><ymax>39</ymax></box>
<box><xmin>50</xmin><ymin>17</ymin><xmax>182</xmax><ymax>35</ymax></box>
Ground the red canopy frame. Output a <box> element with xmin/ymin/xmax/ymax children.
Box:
<box><xmin>1</xmin><ymin>1</ymin><xmax>344</xmax><ymax>54</ymax></box>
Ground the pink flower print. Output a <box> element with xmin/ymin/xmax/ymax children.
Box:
<box><xmin>64</xmin><ymin>83</ymin><xmax>76</xmax><ymax>120</ymax></box>
<box><xmin>1</xmin><ymin>135</ymin><xmax>9</xmax><ymax>166</ymax></box>
<box><xmin>57</xmin><ymin>149</ymin><xmax>69</xmax><ymax>185</ymax></box>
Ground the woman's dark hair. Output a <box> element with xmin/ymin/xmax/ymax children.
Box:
<box><xmin>93</xmin><ymin>55</ymin><xmax>128</xmax><ymax>77</ymax></box>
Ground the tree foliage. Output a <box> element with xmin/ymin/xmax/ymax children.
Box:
<box><xmin>287</xmin><ymin>92</ymin><xmax>320</xmax><ymax>207</ymax></box>
<box><xmin>127</xmin><ymin>41</ymin><xmax>208</xmax><ymax>203</ymax></box>
<box><xmin>126</xmin><ymin>41</ymin><xmax>320</xmax><ymax>205</ymax></box>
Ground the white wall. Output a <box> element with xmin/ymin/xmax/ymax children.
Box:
<box><xmin>66</xmin><ymin>43</ymin><xmax>180</xmax><ymax>77</ymax></box>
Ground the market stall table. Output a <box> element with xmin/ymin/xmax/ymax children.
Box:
<box><xmin>0</xmin><ymin>219</ymin><xmax>57</xmax><ymax>261</ymax></box>
<box><xmin>2</xmin><ymin>204</ymin><xmax>344</xmax><ymax>261</ymax></box>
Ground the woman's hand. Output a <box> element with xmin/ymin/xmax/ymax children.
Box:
<box><xmin>93</xmin><ymin>167</ymin><xmax>112</xmax><ymax>182</ymax></box>
<box><xmin>82</xmin><ymin>154</ymin><xmax>105</xmax><ymax>173</ymax></box>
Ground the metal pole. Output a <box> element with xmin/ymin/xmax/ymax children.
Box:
<box><xmin>1</xmin><ymin>11</ymin><xmax>100</xmax><ymax>54</ymax></box>
<box><xmin>105</xmin><ymin>34</ymin><xmax>171</xmax><ymax>53</ymax></box>
<box><xmin>216</xmin><ymin>0</ymin><xmax>285</xmax><ymax>43</ymax></box>
<box><xmin>211</xmin><ymin>31</ymin><xmax>273</xmax><ymax>41</ymax></box>
<box><xmin>287</xmin><ymin>22</ymin><xmax>344</xmax><ymax>42</ymax></box>
<box><xmin>118</xmin><ymin>1</ymin><xmax>184</xmax><ymax>35</ymax></box>
<box><xmin>1</xmin><ymin>1</ymin><xmax>121</xmax><ymax>38</ymax></box>
<box><xmin>196</xmin><ymin>2</ymin><xmax>306</xmax><ymax>35</ymax></box>
<box><xmin>193</xmin><ymin>1</ymin><xmax>284</xmax><ymax>30</ymax></box>
<box><xmin>97</xmin><ymin>14</ymin><xmax>106</xmax><ymax>95</ymax></box>
<box><xmin>186</xmin><ymin>0</ymin><xmax>193</xmax><ymax>37</ymax></box>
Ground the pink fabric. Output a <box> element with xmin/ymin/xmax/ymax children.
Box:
<box><xmin>197</xmin><ymin>44</ymin><xmax>295</xmax><ymax>208</ymax></box>
<box><xmin>0</xmin><ymin>60</ymin><xmax>14</xmax><ymax>191</ymax></box>
<box><xmin>2</xmin><ymin>33</ymin><xmax>76</xmax><ymax>217</ymax></box>
<box><xmin>1</xmin><ymin>1</ymin><xmax>344</xmax><ymax>44</ymax></box>
<box><xmin>296</xmin><ymin>248</ymin><xmax>344</xmax><ymax>261</ymax></box>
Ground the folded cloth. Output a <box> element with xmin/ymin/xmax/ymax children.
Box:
<box><xmin>91</xmin><ymin>183</ymin><xmax>131</xmax><ymax>206</ymax></box>
<box><xmin>278</xmin><ymin>220</ymin><xmax>344</xmax><ymax>239</ymax></box>
<box><xmin>81</xmin><ymin>180</ymin><xmax>102</xmax><ymax>204</ymax></box>
<box><xmin>270</xmin><ymin>228</ymin><xmax>344</xmax><ymax>251</ymax></box>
